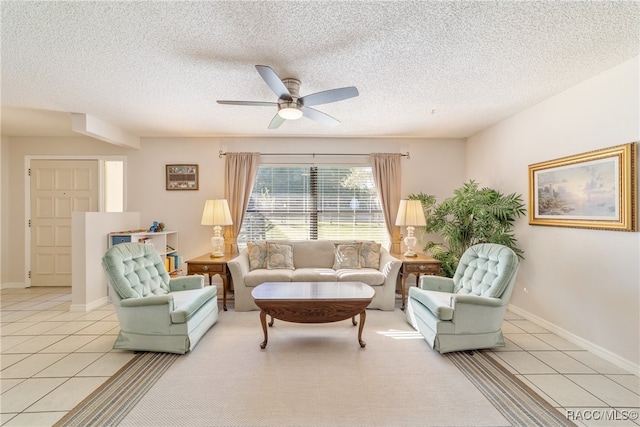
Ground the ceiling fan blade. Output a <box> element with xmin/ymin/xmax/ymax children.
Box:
<box><xmin>256</xmin><ymin>65</ymin><xmax>291</xmax><ymax>100</ymax></box>
<box><xmin>217</xmin><ymin>100</ymin><xmax>277</xmax><ymax>106</ymax></box>
<box><xmin>302</xmin><ymin>107</ymin><xmax>340</xmax><ymax>127</ymax></box>
<box><xmin>300</xmin><ymin>86</ymin><xmax>359</xmax><ymax>107</ymax></box>
<box><xmin>268</xmin><ymin>113</ymin><xmax>286</xmax><ymax>129</ymax></box>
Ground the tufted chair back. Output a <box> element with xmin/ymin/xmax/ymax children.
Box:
<box><xmin>102</xmin><ymin>242</ymin><xmax>171</xmax><ymax>300</ymax></box>
<box><xmin>453</xmin><ymin>243</ymin><xmax>519</xmax><ymax>300</ymax></box>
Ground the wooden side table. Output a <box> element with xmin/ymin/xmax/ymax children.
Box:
<box><xmin>185</xmin><ymin>253</ymin><xmax>237</xmax><ymax>311</ymax></box>
<box><xmin>391</xmin><ymin>253</ymin><xmax>442</xmax><ymax>311</ymax></box>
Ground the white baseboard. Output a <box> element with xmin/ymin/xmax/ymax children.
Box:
<box><xmin>0</xmin><ymin>282</ymin><xmax>27</xmax><ymax>289</ymax></box>
<box><xmin>70</xmin><ymin>297</ymin><xmax>109</xmax><ymax>312</ymax></box>
<box><xmin>507</xmin><ymin>304</ymin><xmax>639</xmax><ymax>376</ymax></box>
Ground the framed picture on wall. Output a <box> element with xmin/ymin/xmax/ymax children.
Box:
<box><xmin>166</xmin><ymin>164</ymin><xmax>199</xmax><ymax>190</ymax></box>
<box><xmin>528</xmin><ymin>142</ymin><xmax>636</xmax><ymax>231</ymax></box>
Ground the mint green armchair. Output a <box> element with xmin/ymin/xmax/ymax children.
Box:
<box><xmin>405</xmin><ymin>243</ymin><xmax>519</xmax><ymax>353</ymax></box>
<box><xmin>102</xmin><ymin>242</ymin><xmax>218</xmax><ymax>354</ymax></box>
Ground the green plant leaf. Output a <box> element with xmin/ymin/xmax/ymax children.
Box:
<box><xmin>416</xmin><ymin>180</ymin><xmax>526</xmax><ymax>277</ymax></box>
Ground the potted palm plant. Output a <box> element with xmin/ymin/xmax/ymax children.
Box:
<box><xmin>409</xmin><ymin>180</ymin><xmax>526</xmax><ymax>277</ymax></box>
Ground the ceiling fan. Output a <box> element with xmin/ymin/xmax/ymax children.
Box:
<box><xmin>217</xmin><ymin>65</ymin><xmax>359</xmax><ymax>129</ymax></box>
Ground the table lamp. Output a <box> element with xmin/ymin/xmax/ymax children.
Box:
<box><xmin>395</xmin><ymin>199</ymin><xmax>426</xmax><ymax>257</ymax></box>
<box><xmin>201</xmin><ymin>199</ymin><xmax>233</xmax><ymax>257</ymax></box>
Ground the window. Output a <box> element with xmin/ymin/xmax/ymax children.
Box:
<box><xmin>104</xmin><ymin>160</ymin><xmax>124</xmax><ymax>212</ymax></box>
<box><xmin>238</xmin><ymin>165</ymin><xmax>389</xmax><ymax>248</ymax></box>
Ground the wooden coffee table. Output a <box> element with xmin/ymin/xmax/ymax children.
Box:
<box><xmin>251</xmin><ymin>281</ymin><xmax>375</xmax><ymax>349</ymax></box>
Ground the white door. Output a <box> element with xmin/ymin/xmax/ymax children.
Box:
<box><xmin>30</xmin><ymin>159</ymin><xmax>99</xmax><ymax>286</ymax></box>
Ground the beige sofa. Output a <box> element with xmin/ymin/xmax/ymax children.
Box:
<box><xmin>228</xmin><ymin>240</ymin><xmax>401</xmax><ymax>312</ymax></box>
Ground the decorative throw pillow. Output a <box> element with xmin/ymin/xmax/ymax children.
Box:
<box><xmin>266</xmin><ymin>243</ymin><xmax>295</xmax><ymax>270</ymax></box>
<box><xmin>247</xmin><ymin>242</ymin><xmax>267</xmax><ymax>271</ymax></box>
<box><xmin>359</xmin><ymin>241</ymin><xmax>381</xmax><ymax>269</ymax></box>
<box><xmin>332</xmin><ymin>243</ymin><xmax>361</xmax><ymax>269</ymax></box>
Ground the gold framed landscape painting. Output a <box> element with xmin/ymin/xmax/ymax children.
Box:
<box><xmin>528</xmin><ymin>143</ymin><xmax>637</xmax><ymax>231</ymax></box>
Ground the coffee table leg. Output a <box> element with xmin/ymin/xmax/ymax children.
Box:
<box><xmin>357</xmin><ymin>311</ymin><xmax>367</xmax><ymax>348</ymax></box>
<box><xmin>259</xmin><ymin>310</ymin><xmax>268</xmax><ymax>349</ymax></box>
<box><xmin>351</xmin><ymin>316</ymin><xmax>357</xmax><ymax>326</ymax></box>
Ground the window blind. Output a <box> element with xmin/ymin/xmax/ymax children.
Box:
<box><xmin>237</xmin><ymin>165</ymin><xmax>389</xmax><ymax>248</ymax></box>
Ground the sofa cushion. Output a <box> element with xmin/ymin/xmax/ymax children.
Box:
<box><xmin>267</xmin><ymin>243</ymin><xmax>295</xmax><ymax>270</ymax></box>
<box><xmin>292</xmin><ymin>268</ymin><xmax>338</xmax><ymax>282</ymax></box>
<box><xmin>170</xmin><ymin>286</ymin><xmax>218</xmax><ymax>323</ymax></box>
<box><xmin>335</xmin><ymin>269</ymin><xmax>385</xmax><ymax>286</ymax></box>
<box><xmin>359</xmin><ymin>241</ymin><xmax>381</xmax><ymax>269</ymax></box>
<box><xmin>290</xmin><ymin>240</ymin><xmax>336</xmax><ymax>268</ymax></box>
<box><xmin>244</xmin><ymin>269</ymin><xmax>293</xmax><ymax>287</ymax></box>
<box><xmin>409</xmin><ymin>288</ymin><xmax>454</xmax><ymax>321</ymax></box>
<box><xmin>247</xmin><ymin>241</ymin><xmax>267</xmax><ymax>270</ymax></box>
<box><xmin>332</xmin><ymin>243</ymin><xmax>361</xmax><ymax>269</ymax></box>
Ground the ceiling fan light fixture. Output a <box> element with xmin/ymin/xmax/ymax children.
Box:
<box><xmin>278</xmin><ymin>107</ymin><xmax>303</xmax><ymax>120</ymax></box>
<box><xmin>217</xmin><ymin>66</ymin><xmax>358</xmax><ymax>128</ymax></box>
<box><xmin>278</xmin><ymin>100</ymin><xmax>303</xmax><ymax>120</ymax></box>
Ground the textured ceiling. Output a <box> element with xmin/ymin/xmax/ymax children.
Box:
<box><xmin>2</xmin><ymin>1</ymin><xmax>639</xmax><ymax>140</ymax></box>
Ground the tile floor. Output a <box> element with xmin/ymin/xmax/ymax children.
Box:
<box><xmin>493</xmin><ymin>312</ymin><xmax>640</xmax><ymax>426</ymax></box>
<box><xmin>1</xmin><ymin>287</ymin><xmax>134</xmax><ymax>426</ymax></box>
<box><xmin>1</xmin><ymin>286</ymin><xmax>639</xmax><ymax>427</ymax></box>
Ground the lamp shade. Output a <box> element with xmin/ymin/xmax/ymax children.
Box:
<box><xmin>201</xmin><ymin>199</ymin><xmax>233</xmax><ymax>226</ymax></box>
<box><xmin>395</xmin><ymin>200</ymin><xmax>426</xmax><ymax>227</ymax></box>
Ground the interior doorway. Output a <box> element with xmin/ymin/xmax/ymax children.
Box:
<box><xmin>29</xmin><ymin>159</ymin><xmax>99</xmax><ymax>286</ymax></box>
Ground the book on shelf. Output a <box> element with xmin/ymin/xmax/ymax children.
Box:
<box><xmin>165</xmin><ymin>253</ymin><xmax>181</xmax><ymax>274</ymax></box>
<box><xmin>169</xmin><ymin>253</ymin><xmax>180</xmax><ymax>268</ymax></box>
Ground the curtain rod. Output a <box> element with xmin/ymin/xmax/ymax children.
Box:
<box><xmin>218</xmin><ymin>150</ymin><xmax>410</xmax><ymax>159</ymax></box>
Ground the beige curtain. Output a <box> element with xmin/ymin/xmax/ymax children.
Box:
<box><xmin>224</xmin><ymin>152</ymin><xmax>260</xmax><ymax>253</ymax></box>
<box><xmin>370</xmin><ymin>153</ymin><xmax>402</xmax><ymax>253</ymax></box>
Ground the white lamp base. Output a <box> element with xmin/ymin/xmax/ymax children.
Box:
<box><xmin>403</xmin><ymin>226</ymin><xmax>418</xmax><ymax>257</ymax></box>
<box><xmin>210</xmin><ymin>226</ymin><xmax>224</xmax><ymax>258</ymax></box>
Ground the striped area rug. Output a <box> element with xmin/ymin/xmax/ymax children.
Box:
<box><xmin>55</xmin><ymin>305</ymin><xmax>576</xmax><ymax>427</ymax></box>
<box><xmin>54</xmin><ymin>352</ymin><xmax>179</xmax><ymax>427</ymax></box>
<box><xmin>446</xmin><ymin>351</ymin><xmax>574</xmax><ymax>427</ymax></box>
<box><xmin>56</xmin><ymin>348</ymin><xmax>573</xmax><ymax>427</ymax></box>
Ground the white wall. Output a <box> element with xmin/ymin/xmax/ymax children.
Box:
<box><xmin>466</xmin><ymin>57</ymin><xmax>640</xmax><ymax>372</ymax></box>
<box><xmin>71</xmin><ymin>211</ymin><xmax>140</xmax><ymax>311</ymax></box>
<box><xmin>1</xmin><ymin>136</ymin><xmax>465</xmax><ymax>285</ymax></box>
<box><xmin>1</xmin><ymin>135</ymin><xmax>7</xmax><ymax>285</ymax></box>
